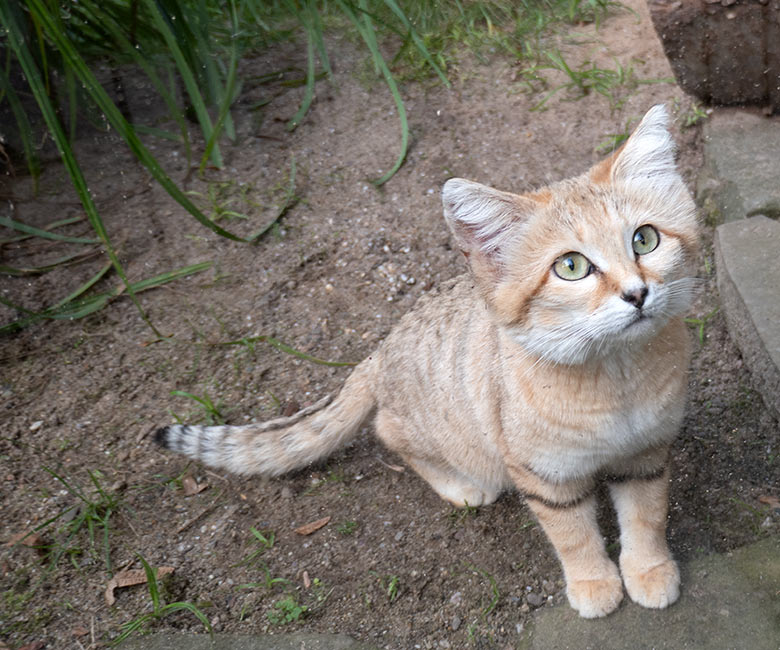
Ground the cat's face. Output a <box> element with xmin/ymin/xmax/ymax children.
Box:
<box><xmin>443</xmin><ymin>105</ymin><xmax>699</xmax><ymax>365</ymax></box>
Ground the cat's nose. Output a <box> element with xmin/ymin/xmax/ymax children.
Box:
<box><xmin>621</xmin><ymin>286</ymin><xmax>648</xmax><ymax>309</ymax></box>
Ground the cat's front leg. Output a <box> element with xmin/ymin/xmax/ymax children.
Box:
<box><xmin>607</xmin><ymin>465</ymin><xmax>680</xmax><ymax>609</ymax></box>
<box><xmin>525</xmin><ymin>494</ymin><xmax>622</xmax><ymax>617</ymax></box>
<box><xmin>510</xmin><ymin>466</ymin><xmax>622</xmax><ymax>617</ymax></box>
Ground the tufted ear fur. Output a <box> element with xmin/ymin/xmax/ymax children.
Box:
<box><xmin>592</xmin><ymin>104</ymin><xmax>681</xmax><ymax>193</ymax></box>
<box><xmin>442</xmin><ymin>178</ymin><xmax>539</xmax><ymax>283</ymax></box>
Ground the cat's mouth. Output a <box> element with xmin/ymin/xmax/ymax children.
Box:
<box><xmin>625</xmin><ymin>310</ymin><xmax>651</xmax><ymax>330</ymax></box>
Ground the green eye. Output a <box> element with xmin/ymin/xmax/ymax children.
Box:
<box><xmin>632</xmin><ymin>225</ymin><xmax>659</xmax><ymax>255</ymax></box>
<box><xmin>553</xmin><ymin>252</ymin><xmax>592</xmax><ymax>281</ymax></box>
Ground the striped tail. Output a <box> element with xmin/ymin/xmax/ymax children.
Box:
<box><xmin>155</xmin><ymin>360</ymin><xmax>376</xmax><ymax>476</ymax></box>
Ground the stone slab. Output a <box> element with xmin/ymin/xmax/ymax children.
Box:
<box><xmin>119</xmin><ymin>632</ymin><xmax>377</xmax><ymax>650</ymax></box>
<box><xmin>715</xmin><ymin>215</ymin><xmax>780</xmax><ymax>419</ymax></box>
<box><xmin>527</xmin><ymin>536</ymin><xmax>780</xmax><ymax>650</ymax></box>
<box><xmin>697</xmin><ymin>110</ymin><xmax>780</xmax><ymax>223</ymax></box>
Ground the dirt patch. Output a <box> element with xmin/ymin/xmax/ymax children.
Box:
<box><xmin>1</xmin><ymin>1</ymin><xmax>778</xmax><ymax>648</ymax></box>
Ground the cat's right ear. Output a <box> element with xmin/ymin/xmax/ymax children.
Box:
<box><xmin>442</xmin><ymin>178</ymin><xmax>537</xmax><ymax>280</ymax></box>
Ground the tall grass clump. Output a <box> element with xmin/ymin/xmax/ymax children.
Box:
<box><xmin>0</xmin><ymin>0</ymin><xmax>621</xmax><ymax>335</ymax></box>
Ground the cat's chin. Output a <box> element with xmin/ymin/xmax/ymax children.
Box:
<box><xmin>508</xmin><ymin>314</ymin><xmax>668</xmax><ymax>366</ymax></box>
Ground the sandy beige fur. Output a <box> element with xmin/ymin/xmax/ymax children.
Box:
<box><xmin>157</xmin><ymin>105</ymin><xmax>699</xmax><ymax>618</ymax></box>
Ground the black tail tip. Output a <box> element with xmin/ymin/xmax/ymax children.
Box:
<box><xmin>154</xmin><ymin>426</ymin><xmax>171</xmax><ymax>448</ymax></box>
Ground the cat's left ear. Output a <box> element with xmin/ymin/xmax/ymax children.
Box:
<box><xmin>442</xmin><ymin>178</ymin><xmax>539</xmax><ymax>281</ymax></box>
<box><xmin>592</xmin><ymin>104</ymin><xmax>682</xmax><ymax>192</ymax></box>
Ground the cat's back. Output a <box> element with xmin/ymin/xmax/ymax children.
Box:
<box><xmin>372</xmin><ymin>274</ymin><xmax>501</xmax><ymax>413</ymax></box>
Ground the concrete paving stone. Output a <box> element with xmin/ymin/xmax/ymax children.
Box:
<box><xmin>697</xmin><ymin>110</ymin><xmax>780</xmax><ymax>223</ymax></box>
<box><xmin>526</xmin><ymin>536</ymin><xmax>780</xmax><ymax>650</ymax></box>
<box><xmin>119</xmin><ymin>632</ymin><xmax>378</xmax><ymax>650</ymax></box>
<box><xmin>715</xmin><ymin>215</ymin><xmax>780</xmax><ymax>419</ymax></box>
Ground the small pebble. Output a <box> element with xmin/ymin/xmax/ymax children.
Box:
<box><xmin>30</xmin><ymin>421</ymin><xmax>43</xmax><ymax>431</ymax></box>
<box><xmin>449</xmin><ymin>591</ymin><xmax>463</xmax><ymax>606</ymax></box>
<box><xmin>526</xmin><ymin>592</ymin><xmax>544</xmax><ymax>607</ymax></box>
<box><xmin>451</xmin><ymin>615</ymin><xmax>461</xmax><ymax>631</ymax></box>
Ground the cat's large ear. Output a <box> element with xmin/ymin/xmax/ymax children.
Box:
<box><xmin>592</xmin><ymin>104</ymin><xmax>681</xmax><ymax>193</ymax></box>
<box><xmin>442</xmin><ymin>178</ymin><xmax>538</xmax><ymax>281</ymax></box>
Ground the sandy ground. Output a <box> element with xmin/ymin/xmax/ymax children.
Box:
<box><xmin>1</xmin><ymin>1</ymin><xmax>778</xmax><ymax>648</ymax></box>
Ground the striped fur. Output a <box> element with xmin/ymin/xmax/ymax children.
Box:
<box><xmin>156</xmin><ymin>105</ymin><xmax>697</xmax><ymax>618</ymax></box>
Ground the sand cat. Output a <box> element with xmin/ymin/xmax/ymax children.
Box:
<box><xmin>156</xmin><ymin>105</ymin><xmax>698</xmax><ymax>618</ymax></box>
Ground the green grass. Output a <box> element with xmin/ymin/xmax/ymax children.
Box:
<box><xmin>524</xmin><ymin>52</ymin><xmax>672</xmax><ymax>110</ymax></box>
<box><xmin>0</xmin><ymin>261</ymin><xmax>214</xmax><ymax>335</ymax></box>
<box><xmin>465</xmin><ymin>563</ymin><xmax>501</xmax><ymax>618</ymax></box>
<box><xmin>267</xmin><ymin>594</ymin><xmax>308</xmax><ymax>625</ymax></box>
<box><xmin>338</xmin><ymin>520</ymin><xmax>359</xmax><ymax>535</ymax></box>
<box><xmin>38</xmin><ymin>467</ymin><xmax>122</xmax><ymax>574</ymax></box>
<box><xmin>684</xmin><ymin>308</ymin><xmax>719</xmax><ymax>345</ymax></box>
<box><xmin>448</xmin><ymin>500</ymin><xmax>479</xmax><ymax>525</ymax></box>
<box><xmin>235</xmin><ymin>527</ymin><xmax>276</xmax><ymax>567</ymax></box>
<box><xmin>1</xmin><ymin>0</ymin><xmax>628</xmax><ymax>336</ymax></box>
<box><xmin>169</xmin><ymin>390</ymin><xmax>227</xmax><ymax>425</ymax></box>
<box><xmin>595</xmin><ymin>119</ymin><xmax>634</xmax><ymax>153</ymax></box>
<box><xmin>111</xmin><ymin>554</ymin><xmax>212</xmax><ymax>645</ymax></box>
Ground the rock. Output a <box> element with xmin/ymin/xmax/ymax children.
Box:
<box><xmin>715</xmin><ymin>216</ymin><xmax>780</xmax><ymax>420</ymax></box>
<box><xmin>648</xmin><ymin>0</ymin><xmax>780</xmax><ymax>111</ymax></box>
<box><xmin>697</xmin><ymin>110</ymin><xmax>780</xmax><ymax>223</ymax></box>
<box><xmin>526</xmin><ymin>592</ymin><xmax>545</xmax><ymax>608</ymax></box>
<box><xmin>451</xmin><ymin>615</ymin><xmax>461</xmax><ymax>631</ymax></box>
<box><xmin>528</xmin><ymin>537</ymin><xmax>780</xmax><ymax>650</ymax></box>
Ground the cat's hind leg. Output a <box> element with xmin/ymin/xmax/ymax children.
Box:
<box><xmin>404</xmin><ymin>456</ymin><xmax>498</xmax><ymax>507</ymax></box>
<box><xmin>374</xmin><ymin>410</ymin><xmax>498</xmax><ymax>507</ymax></box>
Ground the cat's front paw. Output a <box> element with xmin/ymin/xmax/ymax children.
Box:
<box><xmin>566</xmin><ymin>572</ymin><xmax>624</xmax><ymax>618</ymax></box>
<box><xmin>622</xmin><ymin>559</ymin><xmax>680</xmax><ymax>609</ymax></box>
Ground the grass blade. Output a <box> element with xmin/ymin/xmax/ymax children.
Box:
<box><xmin>200</xmin><ymin>0</ymin><xmax>241</xmax><ymax>173</ymax></box>
<box><xmin>220</xmin><ymin>334</ymin><xmax>357</xmax><ymax>367</ymax></box>
<box><xmin>143</xmin><ymin>0</ymin><xmax>222</xmax><ymax>168</ymax></box>
<box><xmin>335</xmin><ymin>0</ymin><xmax>409</xmax><ymax>185</ymax></box>
<box><xmin>0</xmin><ymin>56</ymin><xmax>41</xmax><ymax>186</ymax></box>
<box><xmin>285</xmin><ymin>4</ymin><xmax>317</xmax><ymax>131</ymax></box>
<box><xmin>136</xmin><ymin>554</ymin><xmax>162</xmax><ymax>611</ymax></box>
<box><xmin>159</xmin><ymin>601</ymin><xmax>212</xmax><ymax>632</ymax></box>
<box><xmin>128</xmin><ymin>261</ymin><xmax>213</xmax><ymax>293</ymax></box>
<box><xmin>0</xmin><ymin>261</ymin><xmax>211</xmax><ymax>334</ymax></box>
<box><xmin>380</xmin><ymin>0</ymin><xmax>450</xmax><ymax>87</ymax></box>
<box><xmin>0</xmin><ymin>247</ymin><xmax>101</xmax><ymax>276</ymax></box>
<box><xmin>249</xmin><ymin>156</ymin><xmax>296</xmax><ymax>241</ymax></box>
<box><xmin>0</xmin><ymin>216</ymin><xmax>85</xmax><ymax>244</ymax></box>
<box><xmin>0</xmin><ymin>215</ymin><xmax>99</xmax><ymax>244</ymax></box>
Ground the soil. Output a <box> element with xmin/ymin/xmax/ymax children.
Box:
<box><xmin>1</xmin><ymin>1</ymin><xmax>778</xmax><ymax>648</ymax></box>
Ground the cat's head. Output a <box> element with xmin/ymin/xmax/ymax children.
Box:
<box><xmin>442</xmin><ymin>105</ymin><xmax>698</xmax><ymax>365</ymax></box>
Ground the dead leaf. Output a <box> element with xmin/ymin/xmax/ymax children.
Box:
<box><xmin>5</xmin><ymin>530</ymin><xmax>42</xmax><ymax>548</ymax></box>
<box><xmin>758</xmin><ymin>495</ymin><xmax>780</xmax><ymax>509</ymax></box>
<box><xmin>72</xmin><ymin>626</ymin><xmax>89</xmax><ymax>637</ymax></box>
<box><xmin>181</xmin><ymin>474</ymin><xmax>208</xmax><ymax>496</ymax></box>
<box><xmin>105</xmin><ymin>566</ymin><xmax>174</xmax><ymax>606</ymax></box>
<box><xmin>17</xmin><ymin>643</ymin><xmax>45</xmax><ymax>650</ymax></box>
<box><xmin>302</xmin><ymin>570</ymin><xmax>311</xmax><ymax>589</ymax></box>
<box><xmin>282</xmin><ymin>400</ymin><xmax>300</xmax><ymax>417</ymax></box>
<box><xmin>294</xmin><ymin>516</ymin><xmax>331</xmax><ymax>536</ymax></box>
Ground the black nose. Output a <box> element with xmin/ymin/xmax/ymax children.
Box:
<box><xmin>621</xmin><ymin>286</ymin><xmax>648</xmax><ymax>309</ymax></box>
